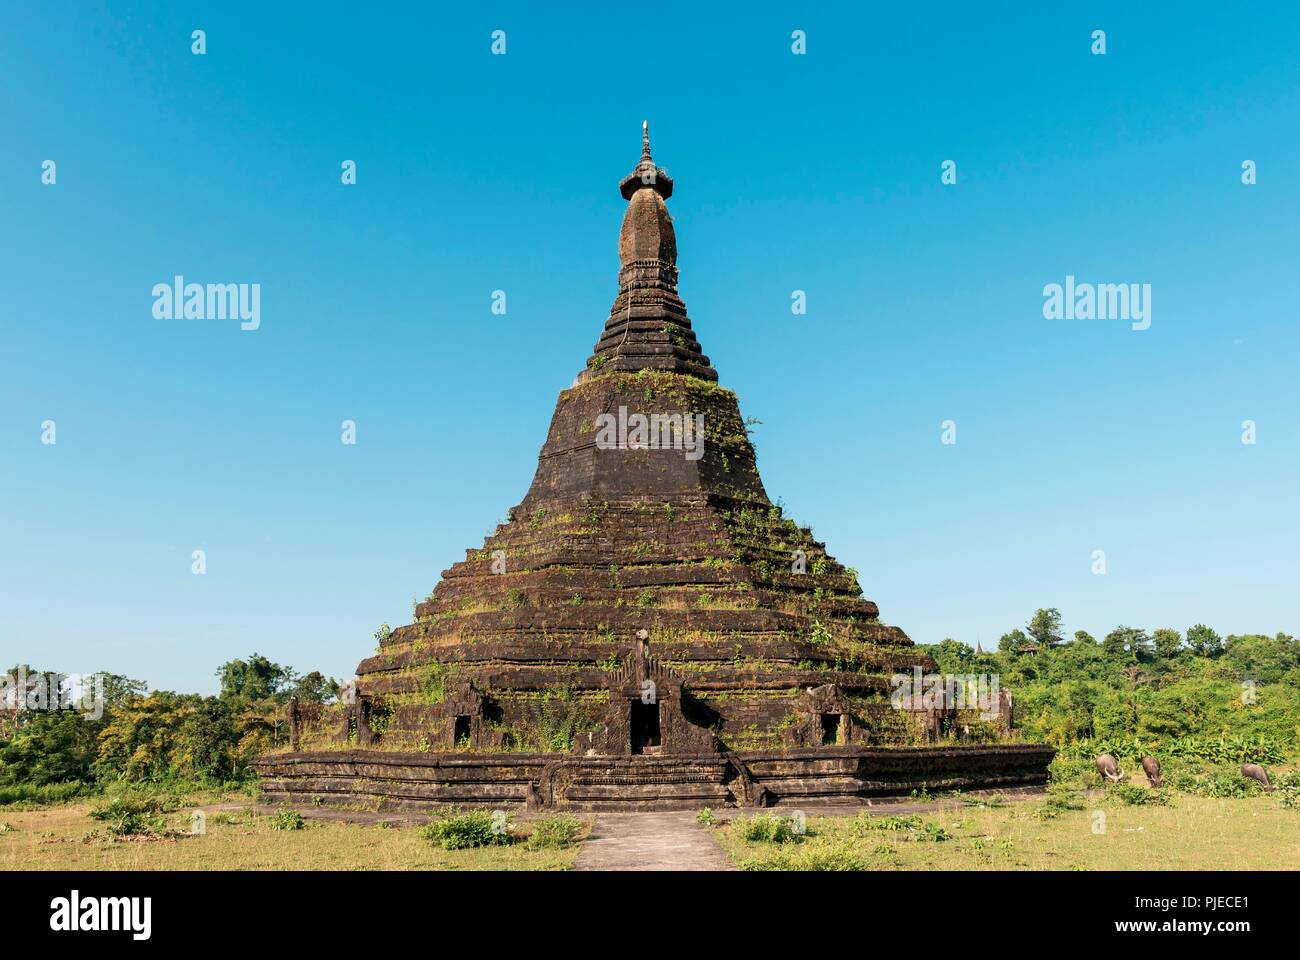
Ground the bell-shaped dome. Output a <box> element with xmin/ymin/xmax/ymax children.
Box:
<box><xmin>619</xmin><ymin>187</ymin><xmax>677</xmax><ymax>265</ymax></box>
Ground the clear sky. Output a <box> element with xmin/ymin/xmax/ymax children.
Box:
<box><xmin>3</xmin><ymin>2</ymin><xmax>1297</xmax><ymax>694</ymax></box>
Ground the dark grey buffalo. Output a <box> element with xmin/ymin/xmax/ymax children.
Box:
<box><xmin>1241</xmin><ymin>763</ymin><xmax>1274</xmax><ymax>792</ymax></box>
<box><xmin>1096</xmin><ymin>753</ymin><xmax>1122</xmax><ymax>783</ymax></box>
<box><xmin>1141</xmin><ymin>755</ymin><xmax>1163</xmax><ymax>788</ymax></box>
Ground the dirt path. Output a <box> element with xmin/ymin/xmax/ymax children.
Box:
<box><xmin>572</xmin><ymin>811</ymin><xmax>736</xmax><ymax>871</ymax></box>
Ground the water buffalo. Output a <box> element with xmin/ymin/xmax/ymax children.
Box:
<box><xmin>1096</xmin><ymin>753</ymin><xmax>1122</xmax><ymax>783</ymax></box>
<box><xmin>1241</xmin><ymin>763</ymin><xmax>1274</xmax><ymax>792</ymax></box>
<box><xmin>1141</xmin><ymin>755</ymin><xmax>1163</xmax><ymax>788</ymax></box>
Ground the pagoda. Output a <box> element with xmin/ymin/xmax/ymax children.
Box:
<box><xmin>256</xmin><ymin>127</ymin><xmax>1053</xmax><ymax>809</ymax></box>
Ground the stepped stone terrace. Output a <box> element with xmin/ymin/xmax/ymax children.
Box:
<box><xmin>255</xmin><ymin>125</ymin><xmax>1054</xmax><ymax>811</ymax></box>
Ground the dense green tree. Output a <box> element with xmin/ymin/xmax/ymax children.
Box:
<box><xmin>1151</xmin><ymin>627</ymin><xmax>1184</xmax><ymax>664</ymax></box>
<box><xmin>216</xmin><ymin>653</ymin><xmax>295</xmax><ymax>702</ymax></box>
<box><xmin>0</xmin><ymin>711</ymin><xmax>98</xmax><ymax>785</ymax></box>
<box><xmin>1223</xmin><ymin>633</ymin><xmax>1299</xmax><ymax>685</ymax></box>
<box><xmin>1186</xmin><ymin>623</ymin><xmax>1224</xmax><ymax>658</ymax></box>
<box><xmin>1027</xmin><ymin>608</ymin><xmax>1064</xmax><ymax>648</ymax></box>
<box><xmin>1102</xmin><ymin>626</ymin><xmax>1152</xmax><ymax>662</ymax></box>
<box><xmin>289</xmin><ymin>671</ymin><xmax>339</xmax><ymax>705</ymax></box>
<box><xmin>926</xmin><ymin>638</ymin><xmax>976</xmax><ymax>674</ymax></box>
<box><xmin>998</xmin><ymin>628</ymin><xmax>1031</xmax><ymax>654</ymax></box>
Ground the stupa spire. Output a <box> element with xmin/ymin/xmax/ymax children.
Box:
<box><xmin>582</xmin><ymin>123</ymin><xmax>714</xmax><ymax>382</ymax></box>
<box><xmin>620</xmin><ymin>120</ymin><xmax>672</xmax><ymax>200</ymax></box>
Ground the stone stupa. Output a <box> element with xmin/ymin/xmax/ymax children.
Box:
<box><xmin>256</xmin><ymin>126</ymin><xmax>1053</xmax><ymax>810</ymax></box>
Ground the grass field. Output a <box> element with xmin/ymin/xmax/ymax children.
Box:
<box><xmin>711</xmin><ymin>791</ymin><xmax>1300</xmax><ymax>870</ymax></box>
<box><xmin>0</xmin><ymin>796</ymin><xmax>581</xmax><ymax>871</ymax></box>
<box><xmin>3</xmin><ymin>781</ymin><xmax>1296</xmax><ymax>871</ymax></box>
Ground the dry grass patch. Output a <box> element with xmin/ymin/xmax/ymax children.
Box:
<box><xmin>0</xmin><ymin>796</ymin><xmax>581</xmax><ymax>871</ymax></box>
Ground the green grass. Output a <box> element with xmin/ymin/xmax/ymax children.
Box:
<box><xmin>713</xmin><ymin>792</ymin><xmax>1300</xmax><ymax>870</ymax></box>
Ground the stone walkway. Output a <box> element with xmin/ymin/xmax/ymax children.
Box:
<box><xmin>572</xmin><ymin>811</ymin><xmax>736</xmax><ymax>871</ymax></box>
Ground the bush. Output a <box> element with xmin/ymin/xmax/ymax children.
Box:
<box><xmin>269</xmin><ymin>809</ymin><xmax>304</xmax><ymax>830</ymax></box>
<box><xmin>855</xmin><ymin>813</ymin><xmax>923</xmax><ymax>833</ymax></box>
<box><xmin>1060</xmin><ymin>735</ymin><xmax>1288</xmax><ymax>767</ymax></box>
<box><xmin>421</xmin><ymin>811</ymin><xmax>511</xmax><ymax>850</ymax></box>
<box><xmin>1110</xmin><ymin>784</ymin><xmax>1171</xmax><ymax>806</ymax></box>
<box><xmin>741</xmin><ymin>843</ymin><xmax>867</xmax><ymax>871</ymax></box>
<box><xmin>1047</xmin><ymin>755</ymin><xmax>1097</xmax><ymax>790</ymax></box>
<box><xmin>89</xmin><ymin>796</ymin><xmax>168</xmax><ymax>837</ymax></box>
<box><xmin>734</xmin><ymin>813</ymin><xmax>800</xmax><ymax>843</ymax></box>
<box><xmin>1274</xmin><ymin>771</ymin><xmax>1300</xmax><ymax>809</ymax></box>
<box><xmin>0</xmin><ymin>780</ymin><xmax>99</xmax><ymax>808</ymax></box>
<box><xmin>851</xmin><ymin>812</ymin><xmax>949</xmax><ymax>841</ymax></box>
<box><xmin>1036</xmin><ymin>786</ymin><xmax>1085</xmax><ymax>820</ymax></box>
<box><xmin>1168</xmin><ymin>768</ymin><xmax>1255</xmax><ymax>799</ymax></box>
<box><xmin>524</xmin><ymin>814</ymin><xmax>583</xmax><ymax>850</ymax></box>
<box><xmin>696</xmin><ymin>807</ymin><xmax>718</xmax><ymax>826</ymax></box>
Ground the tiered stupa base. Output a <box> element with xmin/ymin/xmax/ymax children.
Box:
<box><xmin>254</xmin><ymin>745</ymin><xmax>1056</xmax><ymax>812</ymax></box>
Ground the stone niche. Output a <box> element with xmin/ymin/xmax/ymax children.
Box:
<box><xmin>573</xmin><ymin>633</ymin><xmax>717</xmax><ymax>757</ymax></box>
<box><xmin>440</xmin><ymin>680</ymin><xmax>504</xmax><ymax>751</ymax></box>
<box><xmin>784</xmin><ymin>683</ymin><xmax>854</xmax><ymax>748</ymax></box>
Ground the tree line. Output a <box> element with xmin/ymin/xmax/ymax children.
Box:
<box><xmin>918</xmin><ymin>609</ymin><xmax>1300</xmax><ymax>753</ymax></box>
<box><xmin>0</xmin><ymin>655</ymin><xmax>338</xmax><ymax>790</ymax></box>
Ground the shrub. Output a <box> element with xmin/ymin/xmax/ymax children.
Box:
<box><xmin>696</xmin><ymin>807</ymin><xmax>718</xmax><ymax>826</ymax></box>
<box><xmin>1037</xmin><ymin>786</ymin><xmax>1085</xmax><ymax>820</ymax></box>
<box><xmin>89</xmin><ymin>796</ymin><xmax>168</xmax><ymax>837</ymax></box>
<box><xmin>856</xmin><ymin>813</ymin><xmax>923</xmax><ymax>833</ymax></box>
<box><xmin>1110</xmin><ymin>784</ymin><xmax>1171</xmax><ymax>806</ymax></box>
<box><xmin>421</xmin><ymin>811</ymin><xmax>511</xmax><ymax>850</ymax></box>
<box><xmin>852</xmin><ymin>812</ymin><xmax>949</xmax><ymax>841</ymax></box>
<box><xmin>1275</xmin><ymin>771</ymin><xmax>1300</xmax><ymax>809</ymax></box>
<box><xmin>734</xmin><ymin>813</ymin><xmax>800</xmax><ymax>843</ymax></box>
<box><xmin>1168</xmin><ymin>768</ymin><xmax>1255</xmax><ymax>799</ymax></box>
<box><xmin>524</xmin><ymin>814</ymin><xmax>583</xmax><ymax>850</ymax></box>
<box><xmin>269</xmin><ymin>809</ymin><xmax>304</xmax><ymax>830</ymax></box>
<box><xmin>0</xmin><ymin>780</ymin><xmax>98</xmax><ymax>808</ymax></box>
<box><xmin>1047</xmin><ymin>755</ymin><xmax>1096</xmax><ymax>790</ymax></box>
<box><xmin>914</xmin><ymin>821</ymin><xmax>952</xmax><ymax>842</ymax></box>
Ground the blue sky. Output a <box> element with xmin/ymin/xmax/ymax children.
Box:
<box><xmin>2</xmin><ymin>2</ymin><xmax>1297</xmax><ymax>693</ymax></box>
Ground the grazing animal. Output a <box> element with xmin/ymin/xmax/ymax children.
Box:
<box><xmin>1241</xmin><ymin>763</ymin><xmax>1275</xmax><ymax>792</ymax></box>
<box><xmin>1141</xmin><ymin>755</ymin><xmax>1163</xmax><ymax>788</ymax></box>
<box><xmin>1096</xmin><ymin>753</ymin><xmax>1122</xmax><ymax>783</ymax></box>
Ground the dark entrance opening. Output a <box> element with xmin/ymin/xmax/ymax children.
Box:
<box><xmin>820</xmin><ymin>713</ymin><xmax>840</xmax><ymax>746</ymax></box>
<box><xmin>453</xmin><ymin>715</ymin><xmax>471</xmax><ymax>746</ymax></box>
<box><xmin>630</xmin><ymin>700</ymin><xmax>661</xmax><ymax>754</ymax></box>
